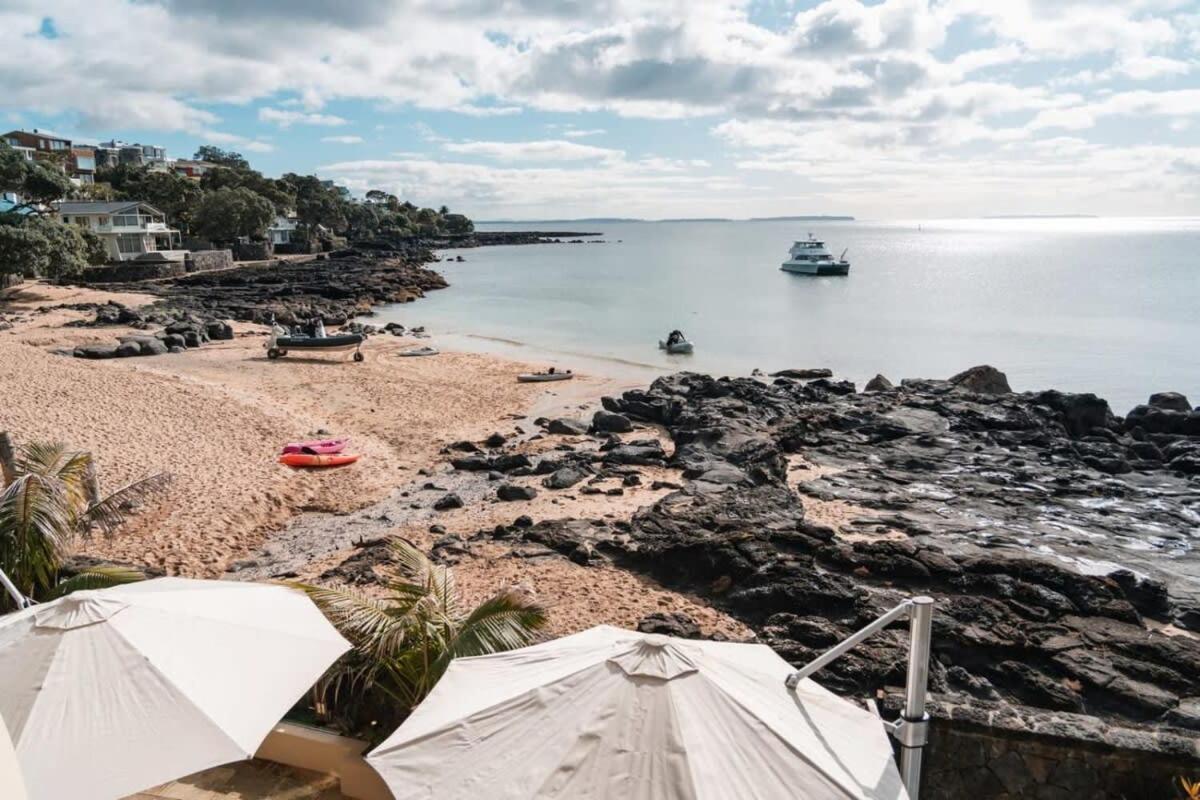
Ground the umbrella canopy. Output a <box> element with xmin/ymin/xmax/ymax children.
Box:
<box><xmin>0</xmin><ymin>710</ymin><xmax>26</xmax><ymax>800</ymax></box>
<box><xmin>0</xmin><ymin>578</ymin><xmax>350</xmax><ymax>800</ymax></box>
<box><xmin>368</xmin><ymin>625</ymin><xmax>908</xmax><ymax>800</ymax></box>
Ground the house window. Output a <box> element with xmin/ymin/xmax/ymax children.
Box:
<box><xmin>116</xmin><ymin>234</ymin><xmax>144</xmax><ymax>255</ymax></box>
<box><xmin>112</xmin><ymin>214</ymin><xmax>141</xmax><ymax>227</ymax></box>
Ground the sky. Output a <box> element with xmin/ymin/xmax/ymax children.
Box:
<box><xmin>2</xmin><ymin>0</ymin><xmax>1200</xmax><ymax>220</ymax></box>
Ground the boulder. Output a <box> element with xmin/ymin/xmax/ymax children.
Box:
<box><xmin>497</xmin><ymin>484</ymin><xmax>537</xmax><ymax>502</ymax></box>
<box><xmin>547</xmin><ymin>418</ymin><xmax>589</xmax><ymax>436</ymax></box>
<box><xmin>1148</xmin><ymin>391</ymin><xmax>1191</xmax><ymax>412</ymax></box>
<box><xmin>139</xmin><ymin>338</ymin><xmax>169</xmax><ymax>356</ymax></box>
<box><xmin>864</xmin><ymin>374</ymin><xmax>894</xmax><ymax>392</ymax></box>
<box><xmin>433</xmin><ymin>493</ymin><xmax>464</xmax><ymax>511</ymax></box>
<box><xmin>115</xmin><ymin>341</ymin><xmax>143</xmax><ymax>358</ymax></box>
<box><xmin>949</xmin><ymin>364</ymin><xmax>1012</xmax><ymax>394</ymax></box>
<box><xmin>484</xmin><ymin>432</ymin><xmax>508</xmax><ymax>448</ymax></box>
<box><xmin>543</xmin><ymin>467</ymin><xmax>587</xmax><ymax>490</ymax></box>
<box><xmin>161</xmin><ymin>333</ymin><xmax>187</xmax><ymax>350</ymax></box>
<box><xmin>205</xmin><ymin>321</ymin><xmax>234</xmax><ymax>341</ymax></box>
<box><xmin>592</xmin><ymin>410</ymin><xmax>633</xmax><ymax>433</ymax></box>
<box><xmin>73</xmin><ymin>344</ymin><xmax>119</xmax><ymax>359</ymax></box>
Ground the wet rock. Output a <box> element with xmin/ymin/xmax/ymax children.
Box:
<box><xmin>603</xmin><ymin>440</ymin><xmax>668</xmax><ymax>466</ymax></box>
<box><xmin>73</xmin><ymin>344</ymin><xmax>120</xmax><ymax>359</ymax></box>
<box><xmin>949</xmin><ymin>364</ymin><xmax>1012</xmax><ymax>394</ymax></box>
<box><xmin>497</xmin><ymin>484</ymin><xmax>537</xmax><ymax>502</ymax></box>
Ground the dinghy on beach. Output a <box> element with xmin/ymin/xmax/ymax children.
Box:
<box><xmin>517</xmin><ymin>370</ymin><xmax>574</xmax><ymax>383</ymax></box>
<box><xmin>279</xmin><ymin>452</ymin><xmax>361</xmax><ymax>468</ymax></box>
<box><xmin>399</xmin><ymin>346</ymin><xmax>439</xmax><ymax>357</ymax></box>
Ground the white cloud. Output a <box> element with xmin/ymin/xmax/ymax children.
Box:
<box><xmin>321</xmin><ymin>135</ymin><xmax>364</xmax><ymax>144</ymax></box>
<box><xmin>562</xmin><ymin>128</ymin><xmax>607</xmax><ymax>138</ymax></box>
<box><xmin>441</xmin><ymin>139</ymin><xmax>625</xmax><ymax>162</ymax></box>
<box><xmin>258</xmin><ymin>107</ymin><xmax>348</xmax><ymax>127</ymax></box>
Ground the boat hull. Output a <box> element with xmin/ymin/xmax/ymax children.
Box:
<box><xmin>781</xmin><ymin>261</ymin><xmax>850</xmax><ymax>276</ymax></box>
<box><xmin>658</xmin><ymin>340</ymin><xmax>694</xmax><ymax>354</ymax></box>
<box><xmin>279</xmin><ymin>453</ymin><xmax>360</xmax><ymax>468</ymax></box>
<box><xmin>517</xmin><ymin>372</ymin><xmax>574</xmax><ymax>383</ymax></box>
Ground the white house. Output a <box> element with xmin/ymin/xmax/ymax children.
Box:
<box><xmin>267</xmin><ymin>214</ymin><xmax>299</xmax><ymax>245</ymax></box>
<box><xmin>54</xmin><ymin>201</ymin><xmax>186</xmax><ymax>262</ymax></box>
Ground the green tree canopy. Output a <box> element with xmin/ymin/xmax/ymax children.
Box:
<box><xmin>0</xmin><ymin>143</ymin><xmax>73</xmax><ymax>209</ymax></box>
<box><xmin>193</xmin><ymin>145</ymin><xmax>250</xmax><ymax>170</ymax></box>
<box><xmin>200</xmin><ymin>166</ymin><xmax>294</xmax><ymax>215</ymax></box>
<box><xmin>280</xmin><ymin>173</ymin><xmax>347</xmax><ymax>234</ymax></box>
<box><xmin>193</xmin><ymin>186</ymin><xmax>275</xmax><ymax>244</ymax></box>
<box><xmin>0</xmin><ymin>215</ymin><xmax>107</xmax><ymax>278</ymax></box>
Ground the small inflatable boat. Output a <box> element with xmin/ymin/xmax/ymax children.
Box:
<box><xmin>659</xmin><ymin>339</ymin><xmax>694</xmax><ymax>355</ymax></box>
<box><xmin>266</xmin><ymin>329</ymin><xmax>365</xmax><ymax>362</ymax></box>
<box><xmin>281</xmin><ymin>437</ymin><xmax>349</xmax><ymax>455</ymax></box>
<box><xmin>279</xmin><ymin>452</ymin><xmax>361</xmax><ymax>468</ymax></box>
<box><xmin>399</xmin><ymin>346</ymin><xmax>439</xmax><ymax>357</ymax></box>
<box><xmin>518</xmin><ymin>371</ymin><xmax>574</xmax><ymax>383</ymax></box>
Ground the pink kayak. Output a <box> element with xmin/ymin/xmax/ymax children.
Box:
<box><xmin>281</xmin><ymin>437</ymin><xmax>349</xmax><ymax>455</ymax></box>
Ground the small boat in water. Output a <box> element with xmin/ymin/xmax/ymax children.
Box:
<box><xmin>281</xmin><ymin>437</ymin><xmax>349</xmax><ymax>455</ymax></box>
<box><xmin>659</xmin><ymin>330</ymin><xmax>694</xmax><ymax>354</ymax></box>
<box><xmin>781</xmin><ymin>234</ymin><xmax>850</xmax><ymax>276</ymax></box>
<box><xmin>518</xmin><ymin>370</ymin><xmax>574</xmax><ymax>383</ymax></box>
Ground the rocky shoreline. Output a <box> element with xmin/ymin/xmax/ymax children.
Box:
<box><xmin>235</xmin><ymin>364</ymin><xmax>1200</xmax><ymax>746</ymax></box>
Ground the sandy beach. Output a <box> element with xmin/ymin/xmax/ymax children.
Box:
<box><xmin>0</xmin><ymin>280</ymin><xmax>749</xmax><ymax>636</ymax></box>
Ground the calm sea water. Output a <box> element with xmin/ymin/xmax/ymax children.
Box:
<box><xmin>374</xmin><ymin>218</ymin><xmax>1200</xmax><ymax>413</ymax></box>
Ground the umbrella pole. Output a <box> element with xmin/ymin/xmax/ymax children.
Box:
<box><xmin>0</xmin><ymin>567</ymin><xmax>31</xmax><ymax>609</ymax></box>
<box><xmin>785</xmin><ymin>596</ymin><xmax>935</xmax><ymax>800</ymax></box>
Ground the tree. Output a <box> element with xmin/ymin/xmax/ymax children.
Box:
<box><xmin>0</xmin><ymin>438</ymin><xmax>170</xmax><ymax>608</ymax></box>
<box><xmin>298</xmin><ymin>538</ymin><xmax>547</xmax><ymax>738</ymax></box>
<box><xmin>133</xmin><ymin>171</ymin><xmax>203</xmax><ymax>233</ymax></box>
<box><xmin>0</xmin><ymin>215</ymin><xmax>107</xmax><ymax>278</ymax></box>
<box><xmin>193</xmin><ymin>145</ymin><xmax>250</xmax><ymax>170</ymax></box>
<box><xmin>281</xmin><ymin>173</ymin><xmax>347</xmax><ymax>235</ymax></box>
<box><xmin>0</xmin><ymin>143</ymin><xmax>72</xmax><ymax>210</ymax></box>
<box><xmin>200</xmin><ymin>166</ymin><xmax>294</xmax><ymax>215</ymax></box>
<box><xmin>443</xmin><ymin>213</ymin><xmax>474</xmax><ymax>235</ymax></box>
<box><xmin>193</xmin><ymin>186</ymin><xmax>275</xmax><ymax>244</ymax></box>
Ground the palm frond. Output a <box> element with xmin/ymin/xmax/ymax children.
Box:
<box><xmin>0</xmin><ymin>473</ymin><xmax>73</xmax><ymax>596</ymax></box>
<box><xmin>292</xmin><ymin>581</ymin><xmax>411</xmax><ymax>661</ymax></box>
<box><xmin>449</xmin><ymin>589</ymin><xmax>548</xmax><ymax>659</ymax></box>
<box><xmin>45</xmin><ymin>565</ymin><xmax>145</xmax><ymax>599</ymax></box>
<box><xmin>82</xmin><ymin>472</ymin><xmax>172</xmax><ymax>536</ymax></box>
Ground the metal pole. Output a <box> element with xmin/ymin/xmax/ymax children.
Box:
<box><xmin>785</xmin><ymin>600</ymin><xmax>913</xmax><ymax>688</ymax></box>
<box><xmin>898</xmin><ymin>596</ymin><xmax>934</xmax><ymax>800</ymax></box>
<box><xmin>0</xmin><ymin>567</ymin><xmax>31</xmax><ymax>610</ymax></box>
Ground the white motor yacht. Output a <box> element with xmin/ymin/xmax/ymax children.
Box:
<box><xmin>781</xmin><ymin>234</ymin><xmax>850</xmax><ymax>275</ymax></box>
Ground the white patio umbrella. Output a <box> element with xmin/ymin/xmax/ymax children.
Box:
<box><xmin>0</xmin><ymin>577</ymin><xmax>350</xmax><ymax>800</ymax></box>
<box><xmin>0</xmin><ymin>710</ymin><xmax>26</xmax><ymax>800</ymax></box>
<box><xmin>368</xmin><ymin>625</ymin><xmax>908</xmax><ymax>800</ymax></box>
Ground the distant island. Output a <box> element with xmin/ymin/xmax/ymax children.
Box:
<box><xmin>478</xmin><ymin>215</ymin><xmax>856</xmax><ymax>224</ymax></box>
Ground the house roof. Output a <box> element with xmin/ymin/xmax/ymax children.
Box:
<box><xmin>54</xmin><ymin>201</ymin><xmax>164</xmax><ymax>216</ymax></box>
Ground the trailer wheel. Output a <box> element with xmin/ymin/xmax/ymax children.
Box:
<box><xmin>267</xmin><ymin>348</ymin><xmax>282</xmax><ymax>359</ymax></box>
<box><xmin>353</xmin><ymin>351</ymin><xmax>365</xmax><ymax>363</ymax></box>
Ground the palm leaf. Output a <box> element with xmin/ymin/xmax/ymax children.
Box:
<box><xmin>293</xmin><ymin>582</ymin><xmax>411</xmax><ymax>661</ymax></box>
<box><xmin>449</xmin><ymin>589</ymin><xmax>547</xmax><ymax>658</ymax></box>
<box><xmin>0</xmin><ymin>473</ymin><xmax>73</xmax><ymax>596</ymax></box>
<box><xmin>45</xmin><ymin>565</ymin><xmax>144</xmax><ymax>599</ymax></box>
<box><xmin>82</xmin><ymin>472</ymin><xmax>172</xmax><ymax>536</ymax></box>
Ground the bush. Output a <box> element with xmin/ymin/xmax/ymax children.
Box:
<box><xmin>0</xmin><ymin>215</ymin><xmax>107</xmax><ymax>278</ymax></box>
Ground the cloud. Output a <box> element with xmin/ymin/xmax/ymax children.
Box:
<box><xmin>322</xmin><ymin>135</ymin><xmax>364</xmax><ymax>144</ymax></box>
<box><xmin>258</xmin><ymin>107</ymin><xmax>348</xmax><ymax>127</ymax></box>
<box><xmin>441</xmin><ymin>138</ymin><xmax>625</xmax><ymax>162</ymax></box>
<box><xmin>561</xmin><ymin>128</ymin><xmax>606</xmax><ymax>138</ymax></box>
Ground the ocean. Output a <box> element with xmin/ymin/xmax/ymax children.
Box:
<box><xmin>373</xmin><ymin>217</ymin><xmax>1200</xmax><ymax>413</ymax></box>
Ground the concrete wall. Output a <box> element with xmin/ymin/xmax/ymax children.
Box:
<box><xmin>233</xmin><ymin>240</ymin><xmax>272</xmax><ymax>261</ymax></box>
<box><xmin>79</xmin><ymin>249</ymin><xmax>233</xmax><ymax>282</ymax></box>
<box><xmin>255</xmin><ymin>722</ymin><xmax>393</xmax><ymax>800</ymax></box>
<box><xmin>185</xmin><ymin>249</ymin><xmax>232</xmax><ymax>273</ymax></box>
<box><xmin>884</xmin><ymin>695</ymin><xmax>1200</xmax><ymax>800</ymax></box>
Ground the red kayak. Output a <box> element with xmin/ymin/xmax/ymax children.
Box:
<box><xmin>279</xmin><ymin>453</ymin><xmax>360</xmax><ymax>468</ymax></box>
<box><xmin>281</xmin><ymin>437</ymin><xmax>349</xmax><ymax>455</ymax></box>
